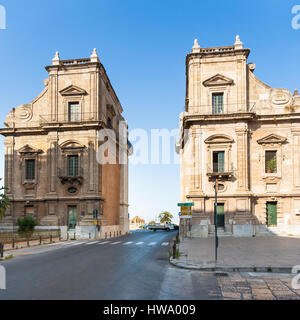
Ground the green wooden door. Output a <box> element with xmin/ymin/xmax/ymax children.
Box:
<box><xmin>216</xmin><ymin>203</ymin><xmax>225</xmax><ymax>228</ymax></box>
<box><xmin>267</xmin><ymin>202</ymin><xmax>277</xmax><ymax>226</ymax></box>
<box><xmin>68</xmin><ymin>206</ymin><xmax>77</xmax><ymax>230</ymax></box>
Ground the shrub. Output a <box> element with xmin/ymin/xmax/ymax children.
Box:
<box><xmin>17</xmin><ymin>216</ymin><xmax>37</xmax><ymax>233</ymax></box>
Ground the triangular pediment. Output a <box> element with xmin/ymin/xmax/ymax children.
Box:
<box><xmin>60</xmin><ymin>140</ymin><xmax>85</xmax><ymax>150</ymax></box>
<box><xmin>59</xmin><ymin>85</ymin><xmax>87</xmax><ymax>96</ymax></box>
<box><xmin>257</xmin><ymin>134</ymin><xmax>287</xmax><ymax>145</ymax></box>
<box><xmin>205</xmin><ymin>134</ymin><xmax>234</xmax><ymax>144</ymax></box>
<box><xmin>18</xmin><ymin>145</ymin><xmax>43</xmax><ymax>154</ymax></box>
<box><xmin>203</xmin><ymin>74</ymin><xmax>234</xmax><ymax>87</ymax></box>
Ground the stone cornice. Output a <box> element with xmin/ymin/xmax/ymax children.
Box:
<box><xmin>186</xmin><ymin>47</ymin><xmax>250</xmax><ymax>65</ymax></box>
<box><xmin>0</xmin><ymin>121</ymin><xmax>104</xmax><ymax>136</ymax></box>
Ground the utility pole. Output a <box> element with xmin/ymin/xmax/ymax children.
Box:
<box><xmin>214</xmin><ymin>179</ymin><xmax>219</xmax><ymax>262</ymax></box>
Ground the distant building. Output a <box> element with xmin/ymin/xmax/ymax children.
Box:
<box><xmin>0</xmin><ymin>49</ymin><xmax>130</xmax><ymax>238</ymax></box>
<box><xmin>178</xmin><ymin>36</ymin><xmax>300</xmax><ymax>237</ymax></box>
<box><xmin>130</xmin><ymin>216</ymin><xmax>146</xmax><ymax>229</ymax></box>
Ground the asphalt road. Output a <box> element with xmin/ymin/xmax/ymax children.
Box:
<box><xmin>0</xmin><ymin>230</ymin><xmax>222</xmax><ymax>300</ymax></box>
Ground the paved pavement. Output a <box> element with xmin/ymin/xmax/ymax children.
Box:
<box><xmin>1</xmin><ymin>230</ymin><xmax>299</xmax><ymax>300</ymax></box>
<box><xmin>175</xmin><ymin>236</ymin><xmax>300</xmax><ymax>270</ymax></box>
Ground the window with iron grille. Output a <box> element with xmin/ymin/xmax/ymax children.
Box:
<box><xmin>68</xmin><ymin>102</ymin><xmax>80</xmax><ymax>121</ymax></box>
<box><xmin>25</xmin><ymin>159</ymin><xmax>35</xmax><ymax>180</ymax></box>
<box><xmin>265</xmin><ymin>151</ymin><xmax>277</xmax><ymax>173</ymax></box>
<box><xmin>212</xmin><ymin>93</ymin><xmax>224</xmax><ymax>114</ymax></box>
<box><xmin>213</xmin><ymin>151</ymin><xmax>225</xmax><ymax>173</ymax></box>
<box><xmin>67</xmin><ymin>155</ymin><xmax>79</xmax><ymax>176</ymax></box>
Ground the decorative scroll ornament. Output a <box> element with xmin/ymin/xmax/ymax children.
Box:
<box><xmin>14</xmin><ymin>104</ymin><xmax>33</xmax><ymax>122</ymax></box>
<box><xmin>270</xmin><ymin>88</ymin><xmax>292</xmax><ymax>107</ymax></box>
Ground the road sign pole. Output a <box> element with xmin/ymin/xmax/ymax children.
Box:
<box><xmin>214</xmin><ymin>179</ymin><xmax>218</xmax><ymax>263</ymax></box>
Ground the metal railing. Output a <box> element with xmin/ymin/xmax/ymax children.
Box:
<box><xmin>39</xmin><ymin>112</ymin><xmax>100</xmax><ymax>125</ymax></box>
<box><xmin>188</xmin><ymin>103</ymin><xmax>256</xmax><ymax>115</ymax></box>
<box><xmin>0</xmin><ymin>230</ymin><xmax>61</xmax><ymax>248</ymax></box>
<box><xmin>207</xmin><ymin>163</ymin><xmax>235</xmax><ymax>175</ymax></box>
<box><xmin>58</xmin><ymin>167</ymin><xmax>84</xmax><ymax>178</ymax></box>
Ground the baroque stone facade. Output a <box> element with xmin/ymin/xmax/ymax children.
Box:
<box><xmin>0</xmin><ymin>49</ymin><xmax>130</xmax><ymax>238</ymax></box>
<box><xmin>179</xmin><ymin>36</ymin><xmax>300</xmax><ymax>237</ymax></box>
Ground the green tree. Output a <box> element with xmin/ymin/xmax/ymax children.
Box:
<box><xmin>158</xmin><ymin>211</ymin><xmax>173</xmax><ymax>224</ymax></box>
<box><xmin>0</xmin><ymin>178</ymin><xmax>10</xmax><ymax>220</ymax></box>
<box><xmin>17</xmin><ymin>216</ymin><xmax>37</xmax><ymax>233</ymax></box>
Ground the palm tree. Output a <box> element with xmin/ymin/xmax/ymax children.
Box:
<box><xmin>148</xmin><ymin>220</ymin><xmax>156</xmax><ymax>225</ymax></box>
<box><xmin>158</xmin><ymin>211</ymin><xmax>173</xmax><ymax>224</ymax></box>
<box><xmin>0</xmin><ymin>179</ymin><xmax>10</xmax><ymax>220</ymax></box>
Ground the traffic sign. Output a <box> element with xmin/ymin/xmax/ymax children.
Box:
<box><xmin>177</xmin><ymin>202</ymin><xmax>194</xmax><ymax>207</ymax></box>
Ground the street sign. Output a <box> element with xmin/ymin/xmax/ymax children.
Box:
<box><xmin>177</xmin><ymin>202</ymin><xmax>194</xmax><ymax>207</ymax></box>
<box><xmin>179</xmin><ymin>205</ymin><xmax>192</xmax><ymax>218</ymax></box>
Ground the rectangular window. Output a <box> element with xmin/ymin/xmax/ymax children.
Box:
<box><xmin>25</xmin><ymin>159</ymin><xmax>35</xmax><ymax>180</ymax></box>
<box><xmin>265</xmin><ymin>151</ymin><xmax>277</xmax><ymax>173</ymax></box>
<box><xmin>68</xmin><ymin>102</ymin><xmax>80</xmax><ymax>121</ymax></box>
<box><xmin>213</xmin><ymin>151</ymin><xmax>225</xmax><ymax>173</ymax></box>
<box><xmin>67</xmin><ymin>155</ymin><xmax>79</xmax><ymax>176</ymax></box>
<box><xmin>212</xmin><ymin>93</ymin><xmax>224</xmax><ymax>114</ymax></box>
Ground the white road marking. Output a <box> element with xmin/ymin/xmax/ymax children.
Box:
<box><xmin>123</xmin><ymin>241</ymin><xmax>133</xmax><ymax>245</ymax></box>
<box><xmin>85</xmin><ymin>241</ymin><xmax>100</xmax><ymax>245</ymax></box>
<box><xmin>98</xmin><ymin>241</ymin><xmax>111</xmax><ymax>245</ymax></box>
<box><xmin>161</xmin><ymin>242</ymin><xmax>169</xmax><ymax>246</ymax></box>
<box><xmin>148</xmin><ymin>242</ymin><xmax>157</xmax><ymax>246</ymax></box>
<box><xmin>68</xmin><ymin>241</ymin><xmax>86</xmax><ymax>246</ymax></box>
<box><xmin>110</xmin><ymin>241</ymin><xmax>122</xmax><ymax>245</ymax></box>
<box><xmin>136</xmin><ymin>242</ymin><xmax>144</xmax><ymax>245</ymax></box>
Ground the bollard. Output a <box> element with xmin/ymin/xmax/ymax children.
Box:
<box><xmin>27</xmin><ymin>237</ymin><xmax>30</xmax><ymax>247</ymax></box>
<box><xmin>59</xmin><ymin>231</ymin><xmax>61</xmax><ymax>241</ymax></box>
<box><xmin>172</xmin><ymin>241</ymin><xmax>177</xmax><ymax>259</ymax></box>
<box><xmin>67</xmin><ymin>233</ymin><xmax>69</xmax><ymax>241</ymax></box>
<box><xmin>105</xmin><ymin>232</ymin><xmax>107</xmax><ymax>239</ymax></box>
<box><xmin>12</xmin><ymin>238</ymin><xmax>15</xmax><ymax>249</ymax></box>
<box><xmin>110</xmin><ymin>232</ymin><xmax>111</xmax><ymax>238</ymax></box>
<box><xmin>0</xmin><ymin>243</ymin><xmax>3</xmax><ymax>258</ymax></box>
<box><xmin>39</xmin><ymin>236</ymin><xmax>42</xmax><ymax>245</ymax></box>
<box><xmin>74</xmin><ymin>232</ymin><xmax>76</xmax><ymax>240</ymax></box>
<box><xmin>50</xmin><ymin>234</ymin><xmax>52</xmax><ymax>243</ymax></box>
<box><xmin>114</xmin><ymin>231</ymin><xmax>115</xmax><ymax>237</ymax></box>
<box><xmin>89</xmin><ymin>233</ymin><xmax>91</xmax><ymax>239</ymax></box>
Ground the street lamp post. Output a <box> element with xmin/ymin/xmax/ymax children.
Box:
<box><xmin>214</xmin><ymin>179</ymin><xmax>219</xmax><ymax>262</ymax></box>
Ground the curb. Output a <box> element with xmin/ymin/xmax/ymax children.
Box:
<box><xmin>169</xmin><ymin>258</ymin><xmax>294</xmax><ymax>274</ymax></box>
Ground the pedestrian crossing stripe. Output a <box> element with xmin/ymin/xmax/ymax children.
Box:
<box><xmin>85</xmin><ymin>241</ymin><xmax>99</xmax><ymax>245</ymax></box>
<box><xmin>123</xmin><ymin>241</ymin><xmax>133</xmax><ymax>245</ymax></box>
<box><xmin>69</xmin><ymin>241</ymin><xmax>86</xmax><ymax>246</ymax></box>
<box><xmin>136</xmin><ymin>242</ymin><xmax>144</xmax><ymax>245</ymax></box>
<box><xmin>161</xmin><ymin>242</ymin><xmax>169</xmax><ymax>246</ymax></box>
<box><xmin>110</xmin><ymin>241</ymin><xmax>122</xmax><ymax>245</ymax></box>
<box><xmin>148</xmin><ymin>242</ymin><xmax>157</xmax><ymax>246</ymax></box>
<box><xmin>98</xmin><ymin>241</ymin><xmax>111</xmax><ymax>245</ymax></box>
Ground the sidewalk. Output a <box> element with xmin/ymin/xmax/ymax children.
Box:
<box><xmin>170</xmin><ymin>236</ymin><xmax>300</xmax><ymax>273</ymax></box>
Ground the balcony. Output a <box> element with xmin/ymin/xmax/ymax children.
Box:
<box><xmin>207</xmin><ymin>163</ymin><xmax>235</xmax><ymax>180</ymax></box>
<box><xmin>39</xmin><ymin>112</ymin><xmax>101</xmax><ymax>127</ymax></box>
<box><xmin>189</xmin><ymin>103</ymin><xmax>256</xmax><ymax>115</ymax></box>
<box><xmin>58</xmin><ymin>167</ymin><xmax>84</xmax><ymax>185</ymax></box>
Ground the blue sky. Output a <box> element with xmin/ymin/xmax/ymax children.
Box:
<box><xmin>0</xmin><ymin>0</ymin><xmax>299</xmax><ymax>223</ymax></box>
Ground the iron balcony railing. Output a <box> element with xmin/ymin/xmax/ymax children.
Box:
<box><xmin>207</xmin><ymin>163</ymin><xmax>235</xmax><ymax>178</ymax></box>
<box><xmin>39</xmin><ymin>112</ymin><xmax>100</xmax><ymax>125</ymax></box>
<box><xmin>187</xmin><ymin>103</ymin><xmax>256</xmax><ymax>115</ymax></box>
<box><xmin>58</xmin><ymin>167</ymin><xmax>84</xmax><ymax>178</ymax></box>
